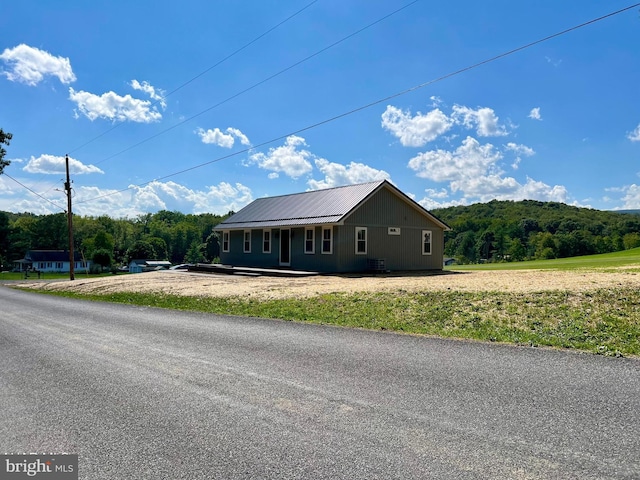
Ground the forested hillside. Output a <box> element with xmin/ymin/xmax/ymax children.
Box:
<box><xmin>2</xmin><ymin>200</ymin><xmax>640</xmax><ymax>271</ymax></box>
<box><xmin>431</xmin><ymin>200</ymin><xmax>640</xmax><ymax>264</ymax></box>
<box><xmin>0</xmin><ymin>210</ymin><xmax>230</xmax><ymax>271</ymax></box>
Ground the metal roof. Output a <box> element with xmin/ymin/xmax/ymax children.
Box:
<box><xmin>214</xmin><ymin>180</ymin><xmax>450</xmax><ymax>230</ymax></box>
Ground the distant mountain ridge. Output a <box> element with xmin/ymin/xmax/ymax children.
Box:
<box><xmin>430</xmin><ymin>199</ymin><xmax>640</xmax><ymax>263</ymax></box>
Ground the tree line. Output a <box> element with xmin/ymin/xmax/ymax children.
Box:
<box><xmin>1</xmin><ymin>199</ymin><xmax>640</xmax><ymax>272</ymax></box>
<box><xmin>431</xmin><ymin>200</ymin><xmax>640</xmax><ymax>264</ymax></box>
<box><xmin>0</xmin><ymin>210</ymin><xmax>231</xmax><ymax>272</ymax></box>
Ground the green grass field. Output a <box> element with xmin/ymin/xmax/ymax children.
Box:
<box><xmin>446</xmin><ymin>247</ymin><xmax>640</xmax><ymax>271</ymax></box>
<box><xmin>0</xmin><ymin>271</ymin><xmax>119</xmax><ymax>281</ymax></box>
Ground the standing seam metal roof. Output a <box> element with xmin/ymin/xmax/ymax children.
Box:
<box><xmin>214</xmin><ymin>180</ymin><xmax>450</xmax><ymax>230</ymax></box>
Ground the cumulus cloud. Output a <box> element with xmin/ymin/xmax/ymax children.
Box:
<box><xmin>408</xmin><ymin>136</ymin><xmax>503</xmax><ymax>182</ymax></box>
<box><xmin>70</xmin><ymin>180</ymin><xmax>253</xmax><ymax>217</ymax></box>
<box><xmin>450</xmin><ymin>175</ymin><xmax>567</xmax><ymax>203</ymax></box>
<box><xmin>131</xmin><ymin>80</ymin><xmax>166</xmax><ymax>109</ymax></box>
<box><xmin>381</xmin><ymin>105</ymin><xmax>453</xmax><ymax>147</ymax></box>
<box><xmin>247</xmin><ymin>135</ymin><xmax>315</xmax><ymax>179</ymax></box>
<box><xmin>627</xmin><ymin>124</ymin><xmax>640</xmax><ymax>142</ymax></box>
<box><xmin>197</xmin><ymin>127</ymin><xmax>251</xmax><ymax>148</ymax></box>
<box><xmin>528</xmin><ymin>107</ymin><xmax>542</xmax><ymax>121</ymax></box>
<box><xmin>22</xmin><ymin>154</ymin><xmax>103</xmax><ymax>175</ymax></box>
<box><xmin>505</xmin><ymin>142</ymin><xmax>535</xmax><ymax>170</ymax></box>
<box><xmin>408</xmin><ymin>135</ymin><xmax>565</xmax><ymax>205</ymax></box>
<box><xmin>0</xmin><ymin>44</ymin><xmax>76</xmax><ymax>86</ymax></box>
<box><xmin>307</xmin><ymin>159</ymin><xmax>390</xmax><ymax>190</ymax></box>
<box><xmin>69</xmin><ymin>86</ymin><xmax>163</xmax><ymax>123</ymax></box>
<box><xmin>451</xmin><ymin>105</ymin><xmax>508</xmax><ymax>137</ymax></box>
<box><xmin>0</xmin><ymin>175</ymin><xmax>67</xmax><ymax>214</ymax></box>
<box><xmin>607</xmin><ymin>184</ymin><xmax>640</xmax><ymax>210</ymax></box>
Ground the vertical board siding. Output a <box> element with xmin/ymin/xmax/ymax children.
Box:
<box><xmin>343</xmin><ymin>188</ymin><xmax>444</xmax><ymax>271</ymax></box>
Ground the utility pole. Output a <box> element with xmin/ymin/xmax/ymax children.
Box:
<box><xmin>65</xmin><ymin>154</ymin><xmax>75</xmax><ymax>281</ymax></box>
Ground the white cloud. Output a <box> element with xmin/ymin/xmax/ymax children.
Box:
<box><xmin>505</xmin><ymin>142</ymin><xmax>535</xmax><ymax>157</ymax></box>
<box><xmin>69</xmin><ymin>180</ymin><xmax>253</xmax><ymax>217</ymax></box>
<box><xmin>381</xmin><ymin>105</ymin><xmax>453</xmax><ymax>147</ymax></box>
<box><xmin>226</xmin><ymin>128</ymin><xmax>250</xmax><ymax>146</ymax></box>
<box><xmin>248</xmin><ymin>135</ymin><xmax>314</xmax><ymax>179</ymax></box>
<box><xmin>69</xmin><ymin>87</ymin><xmax>162</xmax><ymax>123</ymax></box>
<box><xmin>197</xmin><ymin>127</ymin><xmax>251</xmax><ymax>148</ymax></box>
<box><xmin>0</xmin><ymin>44</ymin><xmax>76</xmax><ymax>86</ymax></box>
<box><xmin>130</xmin><ymin>80</ymin><xmax>166</xmax><ymax>109</ymax></box>
<box><xmin>0</xmin><ymin>175</ymin><xmax>66</xmax><ymax>214</ymax></box>
<box><xmin>627</xmin><ymin>124</ymin><xmax>640</xmax><ymax>142</ymax></box>
<box><xmin>452</xmin><ymin>105</ymin><xmax>508</xmax><ymax>137</ymax></box>
<box><xmin>528</xmin><ymin>107</ymin><xmax>542</xmax><ymax>121</ymax></box>
<box><xmin>22</xmin><ymin>154</ymin><xmax>103</xmax><ymax>175</ymax></box>
<box><xmin>408</xmin><ymin>136</ymin><xmax>503</xmax><ymax>182</ymax></box>
<box><xmin>307</xmin><ymin>159</ymin><xmax>390</xmax><ymax>190</ymax></box>
<box><xmin>450</xmin><ymin>175</ymin><xmax>568</xmax><ymax>203</ymax></box>
<box><xmin>505</xmin><ymin>142</ymin><xmax>535</xmax><ymax>170</ymax></box>
<box><xmin>608</xmin><ymin>184</ymin><xmax>640</xmax><ymax>210</ymax></box>
<box><xmin>425</xmin><ymin>188</ymin><xmax>449</xmax><ymax>199</ymax></box>
<box><xmin>408</xmin><ymin>135</ymin><xmax>567</xmax><ymax>205</ymax></box>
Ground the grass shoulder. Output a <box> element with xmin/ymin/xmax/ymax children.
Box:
<box><xmin>34</xmin><ymin>286</ymin><xmax>640</xmax><ymax>358</ymax></box>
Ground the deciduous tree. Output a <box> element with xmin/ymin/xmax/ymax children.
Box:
<box><xmin>0</xmin><ymin>128</ymin><xmax>12</xmax><ymax>175</ymax></box>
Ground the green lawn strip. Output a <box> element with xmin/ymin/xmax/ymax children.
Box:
<box><xmin>34</xmin><ymin>287</ymin><xmax>640</xmax><ymax>357</ymax></box>
<box><xmin>447</xmin><ymin>247</ymin><xmax>640</xmax><ymax>271</ymax></box>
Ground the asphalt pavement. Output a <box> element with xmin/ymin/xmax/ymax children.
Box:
<box><xmin>1</xmin><ymin>286</ymin><xmax>638</xmax><ymax>479</ymax></box>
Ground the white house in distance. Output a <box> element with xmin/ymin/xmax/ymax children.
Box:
<box><xmin>13</xmin><ymin>250</ymin><xmax>91</xmax><ymax>273</ymax></box>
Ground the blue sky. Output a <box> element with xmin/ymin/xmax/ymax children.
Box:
<box><xmin>1</xmin><ymin>0</ymin><xmax>639</xmax><ymax>217</ymax></box>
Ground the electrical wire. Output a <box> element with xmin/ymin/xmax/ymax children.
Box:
<box><xmin>89</xmin><ymin>0</ymin><xmax>420</xmax><ymax>167</ymax></box>
<box><xmin>24</xmin><ymin>0</ymin><xmax>321</xmax><ymax>209</ymax></box>
<box><xmin>72</xmin><ymin>2</ymin><xmax>640</xmax><ymax>206</ymax></box>
<box><xmin>3</xmin><ymin>173</ymin><xmax>67</xmax><ymax>212</ymax></box>
<box><xmin>67</xmin><ymin>0</ymin><xmax>320</xmax><ymax>156</ymax></box>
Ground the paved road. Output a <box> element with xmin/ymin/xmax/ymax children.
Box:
<box><xmin>1</xmin><ymin>286</ymin><xmax>638</xmax><ymax>479</ymax></box>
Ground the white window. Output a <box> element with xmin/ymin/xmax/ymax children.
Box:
<box><xmin>422</xmin><ymin>230</ymin><xmax>432</xmax><ymax>255</ymax></box>
<box><xmin>243</xmin><ymin>230</ymin><xmax>251</xmax><ymax>253</ymax></box>
<box><xmin>222</xmin><ymin>231</ymin><xmax>230</xmax><ymax>252</ymax></box>
<box><xmin>263</xmin><ymin>230</ymin><xmax>271</xmax><ymax>253</ymax></box>
<box><xmin>355</xmin><ymin>227</ymin><xmax>367</xmax><ymax>254</ymax></box>
<box><xmin>305</xmin><ymin>227</ymin><xmax>315</xmax><ymax>254</ymax></box>
<box><xmin>322</xmin><ymin>227</ymin><xmax>333</xmax><ymax>254</ymax></box>
<box><xmin>56</xmin><ymin>262</ymin><xmax>63</xmax><ymax>269</ymax></box>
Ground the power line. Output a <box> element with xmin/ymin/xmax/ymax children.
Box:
<box><xmin>67</xmin><ymin>0</ymin><xmax>320</xmax><ymax>156</ymax></box>
<box><xmin>89</xmin><ymin>0</ymin><xmax>420</xmax><ymax>167</ymax></box>
<box><xmin>3</xmin><ymin>173</ymin><xmax>67</xmax><ymax>212</ymax></box>
<box><xmin>75</xmin><ymin>2</ymin><xmax>640</xmax><ymax>207</ymax></box>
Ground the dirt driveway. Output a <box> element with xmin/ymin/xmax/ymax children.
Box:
<box><xmin>12</xmin><ymin>267</ymin><xmax>640</xmax><ymax>300</ymax></box>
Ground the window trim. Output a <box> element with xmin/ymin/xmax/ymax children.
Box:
<box><xmin>304</xmin><ymin>227</ymin><xmax>315</xmax><ymax>254</ymax></box>
<box><xmin>222</xmin><ymin>231</ymin><xmax>230</xmax><ymax>253</ymax></box>
<box><xmin>422</xmin><ymin>229</ymin><xmax>433</xmax><ymax>256</ymax></box>
<box><xmin>321</xmin><ymin>226</ymin><xmax>333</xmax><ymax>254</ymax></box>
<box><xmin>263</xmin><ymin>229</ymin><xmax>271</xmax><ymax>254</ymax></box>
<box><xmin>355</xmin><ymin>227</ymin><xmax>367</xmax><ymax>255</ymax></box>
<box><xmin>243</xmin><ymin>230</ymin><xmax>251</xmax><ymax>253</ymax></box>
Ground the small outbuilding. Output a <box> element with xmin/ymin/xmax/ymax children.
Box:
<box><xmin>128</xmin><ymin>259</ymin><xmax>172</xmax><ymax>273</ymax></box>
<box><xmin>213</xmin><ymin>180</ymin><xmax>450</xmax><ymax>273</ymax></box>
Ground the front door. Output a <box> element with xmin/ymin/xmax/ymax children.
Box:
<box><xmin>279</xmin><ymin>229</ymin><xmax>290</xmax><ymax>266</ymax></box>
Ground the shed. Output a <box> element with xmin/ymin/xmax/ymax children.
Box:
<box><xmin>128</xmin><ymin>259</ymin><xmax>172</xmax><ymax>273</ymax></box>
<box><xmin>213</xmin><ymin>180</ymin><xmax>450</xmax><ymax>273</ymax></box>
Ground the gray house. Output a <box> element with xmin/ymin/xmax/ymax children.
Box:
<box><xmin>213</xmin><ymin>180</ymin><xmax>450</xmax><ymax>273</ymax></box>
